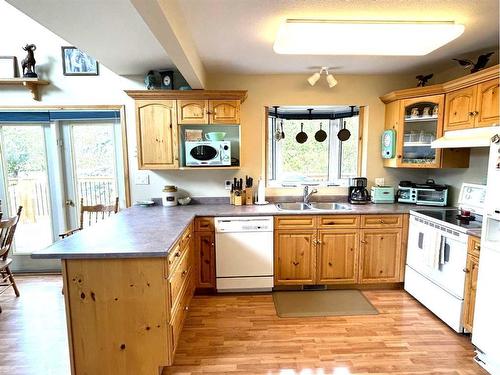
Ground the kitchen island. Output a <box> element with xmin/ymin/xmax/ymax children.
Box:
<box><xmin>33</xmin><ymin>202</ymin><xmax>417</xmax><ymax>375</ymax></box>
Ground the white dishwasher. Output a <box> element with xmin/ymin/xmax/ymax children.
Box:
<box><xmin>215</xmin><ymin>216</ymin><xmax>274</xmax><ymax>292</ymax></box>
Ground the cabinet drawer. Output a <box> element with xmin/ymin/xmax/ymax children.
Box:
<box><xmin>169</xmin><ymin>270</ymin><xmax>195</xmax><ymax>352</ymax></box>
<box><xmin>167</xmin><ymin>241</ymin><xmax>184</xmax><ymax>275</ymax></box>
<box><xmin>180</xmin><ymin>223</ymin><xmax>194</xmax><ymax>249</ymax></box>
<box><xmin>468</xmin><ymin>236</ymin><xmax>481</xmax><ymax>258</ymax></box>
<box><xmin>361</xmin><ymin>215</ymin><xmax>402</xmax><ymax>228</ymax></box>
<box><xmin>168</xmin><ymin>246</ymin><xmax>193</xmax><ymax>314</ymax></box>
<box><xmin>195</xmin><ymin>217</ymin><xmax>214</xmax><ymax>232</ymax></box>
<box><xmin>318</xmin><ymin>215</ymin><xmax>360</xmax><ymax>229</ymax></box>
<box><xmin>275</xmin><ymin>216</ymin><xmax>316</xmax><ymax>229</ymax></box>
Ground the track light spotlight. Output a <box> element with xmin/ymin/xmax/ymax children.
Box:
<box><xmin>307</xmin><ymin>67</ymin><xmax>337</xmax><ymax>88</ymax></box>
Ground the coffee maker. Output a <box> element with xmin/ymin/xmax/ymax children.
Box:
<box><xmin>348</xmin><ymin>177</ymin><xmax>370</xmax><ymax>204</ymax></box>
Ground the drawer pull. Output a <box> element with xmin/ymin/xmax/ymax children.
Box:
<box><xmin>360</xmin><ymin>240</ymin><xmax>367</xmax><ymax>244</ymax></box>
<box><xmin>182</xmin><ymin>270</ymin><xmax>188</xmax><ymax>277</ymax></box>
<box><xmin>463</xmin><ymin>268</ymin><xmax>470</xmax><ymax>273</ymax></box>
<box><xmin>184</xmin><ymin>306</ymin><xmax>189</xmax><ymax>311</ymax></box>
<box><xmin>379</xmin><ymin>220</ymin><xmax>385</xmax><ymax>224</ymax></box>
<box><xmin>326</xmin><ymin>221</ymin><xmax>335</xmax><ymax>225</ymax></box>
<box><xmin>474</xmin><ymin>244</ymin><xmax>480</xmax><ymax>251</ymax></box>
<box><xmin>292</xmin><ymin>261</ymin><xmax>299</xmax><ymax>266</ymax></box>
<box><xmin>174</xmin><ymin>251</ymin><xmax>181</xmax><ymax>258</ymax></box>
<box><xmin>328</xmin><ymin>262</ymin><xmax>333</xmax><ymax>267</ymax></box>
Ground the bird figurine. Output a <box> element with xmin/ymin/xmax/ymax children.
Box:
<box><xmin>453</xmin><ymin>52</ymin><xmax>494</xmax><ymax>73</ymax></box>
<box><xmin>416</xmin><ymin>73</ymin><xmax>434</xmax><ymax>87</ymax></box>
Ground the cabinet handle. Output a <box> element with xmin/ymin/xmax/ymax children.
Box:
<box><xmin>469</xmin><ymin>111</ymin><xmax>474</xmax><ymax>116</ymax></box>
<box><xmin>463</xmin><ymin>268</ymin><xmax>470</xmax><ymax>273</ymax></box>
<box><xmin>397</xmin><ymin>155</ymin><xmax>402</xmax><ymax>159</ymax></box>
<box><xmin>174</xmin><ymin>251</ymin><xmax>181</xmax><ymax>257</ymax></box>
<box><xmin>474</xmin><ymin>244</ymin><xmax>481</xmax><ymax>251</ymax></box>
<box><xmin>473</xmin><ymin>111</ymin><xmax>479</xmax><ymax>116</ymax></box>
<box><xmin>292</xmin><ymin>261</ymin><xmax>299</xmax><ymax>266</ymax></box>
<box><xmin>328</xmin><ymin>262</ymin><xmax>333</xmax><ymax>267</ymax></box>
<box><xmin>326</xmin><ymin>221</ymin><xmax>335</xmax><ymax>225</ymax></box>
<box><xmin>379</xmin><ymin>220</ymin><xmax>385</xmax><ymax>224</ymax></box>
<box><xmin>184</xmin><ymin>306</ymin><xmax>189</xmax><ymax>311</ymax></box>
<box><xmin>360</xmin><ymin>240</ymin><xmax>367</xmax><ymax>244</ymax></box>
<box><xmin>182</xmin><ymin>270</ymin><xmax>188</xmax><ymax>277</ymax></box>
<box><xmin>211</xmin><ymin>242</ymin><xmax>215</xmax><ymax>246</ymax></box>
<box><xmin>317</xmin><ymin>240</ymin><xmax>322</xmax><ymax>244</ymax></box>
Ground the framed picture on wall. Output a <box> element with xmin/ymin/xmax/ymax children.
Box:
<box><xmin>61</xmin><ymin>46</ymin><xmax>99</xmax><ymax>76</ymax></box>
<box><xmin>0</xmin><ymin>56</ymin><xmax>18</xmax><ymax>78</ymax></box>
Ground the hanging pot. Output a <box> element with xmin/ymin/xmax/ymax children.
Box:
<box><xmin>337</xmin><ymin>120</ymin><xmax>351</xmax><ymax>141</ymax></box>
<box><xmin>280</xmin><ymin>119</ymin><xmax>285</xmax><ymax>139</ymax></box>
<box><xmin>296</xmin><ymin>122</ymin><xmax>308</xmax><ymax>143</ymax></box>
<box><xmin>273</xmin><ymin>106</ymin><xmax>282</xmax><ymax>141</ymax></box>
<box><xmin>314</xmin><ymin>122</ymin><xmax>327</xmax><ymax>142</ymax></box>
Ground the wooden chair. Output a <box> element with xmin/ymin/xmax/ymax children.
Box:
<box><xmin>0</xmin><ymin>206</ymin><xmax>23</xmax><ymax>313</ymax></box>
<box><xmin>59</xmin><ymin>197</ymin><xmax>119</xmax><ymax>239</ymax></box>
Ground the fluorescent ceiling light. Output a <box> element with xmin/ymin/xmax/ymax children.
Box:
<box><xmin>273</xmin><ymin>20</ymin><xmax>465</xmax><ymax>56</ymax></box>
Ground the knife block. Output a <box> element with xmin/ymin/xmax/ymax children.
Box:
<box><xmin>233</xmin><ymin>191</ymin><xmax>245</xmax><ymax>206</ymax></box>
<box><xmin>244</xmin><ymin>188</ymin><xmax>254</xmax><ymax>205</ymax></box>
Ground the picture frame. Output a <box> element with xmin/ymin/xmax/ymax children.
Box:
<box><xmin>0</xmin><ymin>56</ymin><xmax>18</xmax><ymax>78</ymax></box>
<box><xmin>61</xmin><ymin>46</ymin><xmax>99</xmax><ymax>76</ymax></box>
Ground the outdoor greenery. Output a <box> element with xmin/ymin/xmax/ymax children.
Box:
<box><xmin>72</xmin><ymin>125</ymin><xmax>116</xmax><ymax>177</ymax></box>
<box><xmin>3</xmin><ymin>126</ymin><xmax>46</xmax><ymax>178</ymax></box>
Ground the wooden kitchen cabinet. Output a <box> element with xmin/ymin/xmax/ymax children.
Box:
<box><xmin>209</xmin><ymin>100</ymin><xmax>240</xmax><ymax>124</ymax></box>
<box><xmin>194</xmin><ymin>218</ymin><xmax>216</xmax><ymax>290</ymax></box>
<box><xmin>317</xmin><ymin>229</ymin><xmax>359</xmax><ymax>284</ymax></box>
<box><xmin>463</xmin><ymin>236</ymin><xmax>481</xmax><ymax>332</ymax></box>
<box><xmin>177</xmin><ymin>99</ymin><xmax>209</xmax><ymax>124</ymax></box>
<box><xmin>274</xmin><ymin>230</ymin><xmax>316</xmax><ymax>285</ymax></box>
<box><xmin>444</xmin><ymin>85</ymin><xmax>477</xmax><ymax>130</ymax></box>
<box><xmin>135</xmin><ymin>100</ymin><xmax>178</xmax><ymax>169</ymax></box>
<box><xmin>359</xmin><ymin>228</ymin><xmax>403</xmax><ymax>283</ymax></box>
<box><xmin>475</xmin><ymin>79</ymin><xmax>500</xmax><ymax>128</ymax></box>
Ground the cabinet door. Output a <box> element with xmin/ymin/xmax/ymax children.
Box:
<box><xmin>317</xmin><ymin>230</ymin><xmax>359</xmax><ymax>284</ymax></box>
<box><xmin>475</xmin><ymin>79</ymin><xmax>500</xmax><ymax>128</ymax></box>
<box><xmin>383</xmin><ymin>100</ymin><xmax>403</xmax><ymax>168</ymax></box>
<box><xmin>177</xmin><ymin>100</ymin><xmax>209</xmax><ymax>124</ymax></box>
<box><xmin>209</xmin><ymin>100</ymin><xmax>240</xmax><ymax>124</ymax></box>
<box><xmin>398</xmin><ymin>95</ymin><xmax>444</xmax><ymax>168</ymax></box>
<box><xmin>274</xmin><ymin>230</ymin><xmax>316</xmax><ymax>285</ymax></box>
<box><xmin>444</xmin><ymin>86</ymin><xmax>477</xmax><ymax>131</ymax></box>
<box><xmin>136</xmin><ymin>100</ymin><xmax>178</xmax><ymax>169</ymax></box>
<box><xmin>462</xmin><ymin>256</ymin><xmax>479</xmax><ymax>332</ymax></box>
<box><xmin>195</xmin><ymin>231</ymin><xmax>215</xmax><ymax>289</ymax></box>
<box><xmin>359</xmin><ymin>229</ymin><xmax>402</xmax><ymax>283</ymax></box>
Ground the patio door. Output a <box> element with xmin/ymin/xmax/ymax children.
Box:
<box><xmin>60</xmin><ymin>122</ymin><xmax>122</xmax><ymax>231</ymax></box>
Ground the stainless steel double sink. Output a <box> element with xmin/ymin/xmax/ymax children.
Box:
<box><xmin>275</xmin><ymin>202</ymin><xmax>351</xmax><ymax>211</ymax></box>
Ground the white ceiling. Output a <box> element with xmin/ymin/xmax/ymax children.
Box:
<box><xmin>6</xmin><ymin>0</ymin><xmax>174</xmax><ymax>75</ymax></box>
<box><xmin>178</xmin><ymin>0</ymin><xmax>500</xmax><ymax>74</ymax></box>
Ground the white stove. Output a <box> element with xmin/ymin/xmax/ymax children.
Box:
<box><xmin>405</xmin><ymin>183</ymin><xmax>486</xmax><ymax>332</ymax></box>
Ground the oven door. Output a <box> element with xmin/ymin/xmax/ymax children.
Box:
<box><xmin>407</xmin><ymin>215</ymin><xmax>468</xmax><ymax>298</ymax></box>
<box><xmin>416</xmin><ymin>188</ymin><xmax>447</xmax><ymax>206</ymax></box>
<box><xmin>187</xmin><ymin>144</ymin><xmax>221</xmax><ymax>165</ymax></box>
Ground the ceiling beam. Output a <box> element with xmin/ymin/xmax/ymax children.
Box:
<box><xmin>130</xmin><ymin>0</ymin><xmax>206</xmax><ymax>89</ymax></box>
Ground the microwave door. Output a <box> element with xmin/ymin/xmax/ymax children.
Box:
<box><xmin>191</xmin><ymin>145</ymin><xmax>217</xmax><ymax>162</ymax></box>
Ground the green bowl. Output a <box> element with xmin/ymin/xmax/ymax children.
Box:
<box><xmin>205</xmin><ymin>132</ymin><xmax>226</xmax><ymax>141</ymax></box>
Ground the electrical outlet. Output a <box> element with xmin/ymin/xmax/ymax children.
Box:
<box><xmin>224</xmin><ymin>180</ymin><xmax>232</xmax><ymax>190</ymax></box>
<box><xmin>135</xmin><ymin>174</ymin><xmax>150</xmax><ymax>185</ymax></box>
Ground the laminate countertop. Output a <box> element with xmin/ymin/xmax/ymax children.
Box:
<box><xmin>32</xmin><ymin>202</ymin><xmax>420</xmax><ymax>260</ymax></box>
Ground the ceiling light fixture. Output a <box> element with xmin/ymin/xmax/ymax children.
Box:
<box><xmin>308</xmin><ymin>67</ymin><xmax>337</xmax><ymax>88</ymax></box>
<box><xmin>274</xmin><ymin>19</ymin><xmax>465</xmax><ymax>56</ymax></box>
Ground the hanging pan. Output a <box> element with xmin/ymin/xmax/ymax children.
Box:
<box><xmin>315</xmin><ymin>122</ymin><xmax>327</xmax><ymax>142</ymax></box>
<box><xmin>337</xmin><ymin>120</ymin><xmax>351</xmax><ymax>141</ymax></box>
<box><xmin>296</xmin><ymin>122</ymin><xmax>308</xmax><ymax>143</ymax></box>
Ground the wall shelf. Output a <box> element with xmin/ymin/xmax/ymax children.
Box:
<box><xmin>0</xmin><ymin>78</ymin><xmax>49</xmax><ymax>101</ymax></box>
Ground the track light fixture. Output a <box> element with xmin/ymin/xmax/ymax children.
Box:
<box><xmin>307</xmin><ymin>67</ymin><xmax>337</xmax><ymax>88</ymax></box>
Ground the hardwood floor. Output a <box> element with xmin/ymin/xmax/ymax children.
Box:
<box><xmin>0</xmin><ymin>276</ymin><xmax>485</xmax><ymax>375</ymax></box>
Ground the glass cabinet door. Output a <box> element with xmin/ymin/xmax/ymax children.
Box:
<box><xmin>400</xmin><ymin>95</ymin><xmax>444</xmax><ymax>167</ymax></box>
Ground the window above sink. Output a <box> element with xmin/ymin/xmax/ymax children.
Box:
<box><xmin>266</xmin><ymin>105</ymin><xmax>362</xmax><ymax>188</ymax></box>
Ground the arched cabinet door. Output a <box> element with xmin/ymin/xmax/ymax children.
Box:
<box><xmin>177</xmin><ymin>100</ymin><xmax>209</xmax><ymax>124</ymax></box>
<box><xmin>475</xmin><ymin>79</ymin><xmax>500</xmax><ymax>128</ymax></box>
<box><xmin>444</xmin><ymin>86</ymin><xmax>477</xmax><ymax>131</ymax></box>
<box><xmin>136</xmin><ymin>100</ymin><xmax>178</xmax><ymax>169</ymax></box>
<box><xmin>209</xmin><ymin>100</ymin><xmax>240</xmax><ymax>124</ymax></box>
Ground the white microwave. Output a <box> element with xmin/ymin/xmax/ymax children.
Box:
<box><xmin>185</xmin><ymin>141</ymin><xmax>231</xmax><ymax>166</ymax></box>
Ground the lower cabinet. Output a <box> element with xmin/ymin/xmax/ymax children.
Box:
<box><xmin>359</xmin><ymin>229</ymin><xmax>402</xmax><ymax>283</ymax></box>
<box><xmin>317</xmin><ymin>229</ymin><xmax>359</xmax><ymax>284</ymax></box>
<box><xmin>274</xmin><ymin>230</ymin><xmax>316</xmax><ymax>284</ymax></box>
<box><xmin>194</xmin><ymin>217</ymin><xmax>216</xmax><ymax>289</ymax></box>
<box><xmin>463</xmin><ymin>236</ymin><xmax>481</xmax><ymax>332</ymax></box>
<box><xmin>274</xmin><ymin>214</ymin><xmax>407</xmax><ymax>286</ymax></box>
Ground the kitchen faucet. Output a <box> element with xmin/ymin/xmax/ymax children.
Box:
<box><xmin>303</xmin><ymin>185</ymin><xmax>318</xmax><ymax>204</ymax></box>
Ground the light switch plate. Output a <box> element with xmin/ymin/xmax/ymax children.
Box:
<box><xmin>135</xmin><ymin>174</ymin><xmax>150</xmax><ymax>185</ymax></box>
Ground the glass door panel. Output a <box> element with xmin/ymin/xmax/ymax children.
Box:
<box><xmin>0</xmin><ymin>125</ymin><xmax>53</xmax><ymax>254</ymax></box>
<box><xmin>400</xmin><ymin>95</ymin><xmax>444</xmax><ymax>167</ymax></box>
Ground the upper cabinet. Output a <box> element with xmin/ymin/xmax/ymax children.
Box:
<box><xmin>135</xmin><ymin>100</ymin><xmax>178</xmax><ymax>170</ymax></box>
<box><xmin>177</xmin><ymin>100</ymin><xmax>209</xmax><ymax>124</ymax></box>
<box><xmin>177</xmin><ymin>99</ymin><xmax>240</xmax><ymax>125</ymax></box>
<box><xmin>444</xmin><ymin>79</ymin><xmax>500</xmax><ymax>130</ymax></box>
<box><xmin>126</xmin><ymin>90</ymin><xmax>247</xmax><ymax>170</ymax></box>
<box><xmin>380</xmin><ymin>65</ymin><xmax>499</xmax><ymax>169</ymax></box>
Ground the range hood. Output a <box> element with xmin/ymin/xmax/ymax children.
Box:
<box><xmin>431</xmin><ymin>126</ymin><xmax>500</xmax><ymax>148</ymax></box>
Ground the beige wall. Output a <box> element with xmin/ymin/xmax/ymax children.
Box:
<box><xmin>203</xmin><ymin>72</ymin><xmax>428</xmax><ymax>197</ymax></box>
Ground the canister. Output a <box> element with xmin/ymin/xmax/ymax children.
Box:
<box><xmin>162</xmin><ymin>185</ymin><xmax>178</xmax><ymax>207</ymax></box>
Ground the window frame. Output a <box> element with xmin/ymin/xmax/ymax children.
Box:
<box><xmin>265</xmin><ymin>107</ymin><xmax>362</xmax><ymax>188</ymax></box>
